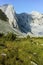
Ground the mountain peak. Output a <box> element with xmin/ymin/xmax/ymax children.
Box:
<box><xmin>31</xmin><ymin>11</ymin><xmax>40</xmax><ymax>15</ymax></box>
<box><xmin>2</xmin><ymin>4</ymin><xmax>13</xmax><ymax>7</ymax></box>
<box><xmin>31</xmin><ymin>11</ymin><xmax>42</xmax><ymax>18</ymax></box>
<box><xmin>0</xmin><ymin>4</ymin><xmax>18</xmax><ymax>28</ymax></box>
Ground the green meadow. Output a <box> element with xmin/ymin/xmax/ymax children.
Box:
<box><xmin>0</xmin><ymin>33</ymin><xmax>43</xmax><ymax>65</ymax></box>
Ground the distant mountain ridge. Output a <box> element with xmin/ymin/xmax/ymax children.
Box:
<box><xmin>0</xmin><ymin>4</ymin><xmax>43</xmax><ymax>37</ymax></box>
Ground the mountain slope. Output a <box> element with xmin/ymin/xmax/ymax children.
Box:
<box><xmin>0</xmin><ymin>19</ymin><xmax>26</xmax><ymax>37</ymax></box>
<box><xmin>0</xmin><ymin>4</ymin><xmax>43</xmax><ymax>37</ymax></box>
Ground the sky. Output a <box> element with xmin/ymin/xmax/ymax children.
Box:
<box><xmin>0</xmin><ymin>0</ymin><xmax>43</xmax><ymax>13</ymax></box>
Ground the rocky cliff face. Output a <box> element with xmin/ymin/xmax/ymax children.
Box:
<box><xmin>0</xmin><ymin>4</ymin><xmax>43</xmax><ymax>37</ymax></box>
<box><xmin>0</xmin><ymin>4</ymin><xmax>18</xmax><ymax>28</ymax></box>
<box><xmin>17</xmin><ymin>12</ymin><xmax>43</xmax><ymax>36</ymax></box>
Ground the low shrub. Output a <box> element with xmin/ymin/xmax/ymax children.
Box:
<box><xmin>5</xmin><ymin>32</ymin><xmax>16</xmax><ymax>41</ymax></box>
<box><xmin>0</xmin><ymin>33</ymin><xmax>4</xmax><ymax>37</ymax></box>
<box><xmin>0</xmin><ymin>9</ymin><xmax>8</xmax><ymax>21</ymax></box>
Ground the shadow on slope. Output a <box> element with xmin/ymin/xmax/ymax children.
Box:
<box><xmin>0</xmin><ymin>9</ymin><xmax>8</xmax><ymax>21</ymax></box>
<box><xmin>17</xmin><ymin>13</ymin><xmax>33</xmax><ymax>33</ymax></box>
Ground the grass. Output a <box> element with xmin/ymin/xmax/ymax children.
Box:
<box><xmin>0</xmin><ymin>33</ymin><xmax>43</xmax><ymax>65</ymax></box>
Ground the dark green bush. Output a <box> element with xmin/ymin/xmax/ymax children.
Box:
<box><xmin>0</xmin><ymin>33</ymin><xmax>4</xmax><ymax>37</ymax></box>
<box><xmin>0</xmin><ymin>9</ymin><xmax>8</xmax><ymax>21</ymax></box>
<box><xmin>27</xmin><ymin>35</ymin><xmax>30</xmax><ymax>39</ymax></box>
<box><xmin>5</xmin><ymin>33</ymin><xmax>16</xmax><ymax>41</ymax></box>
